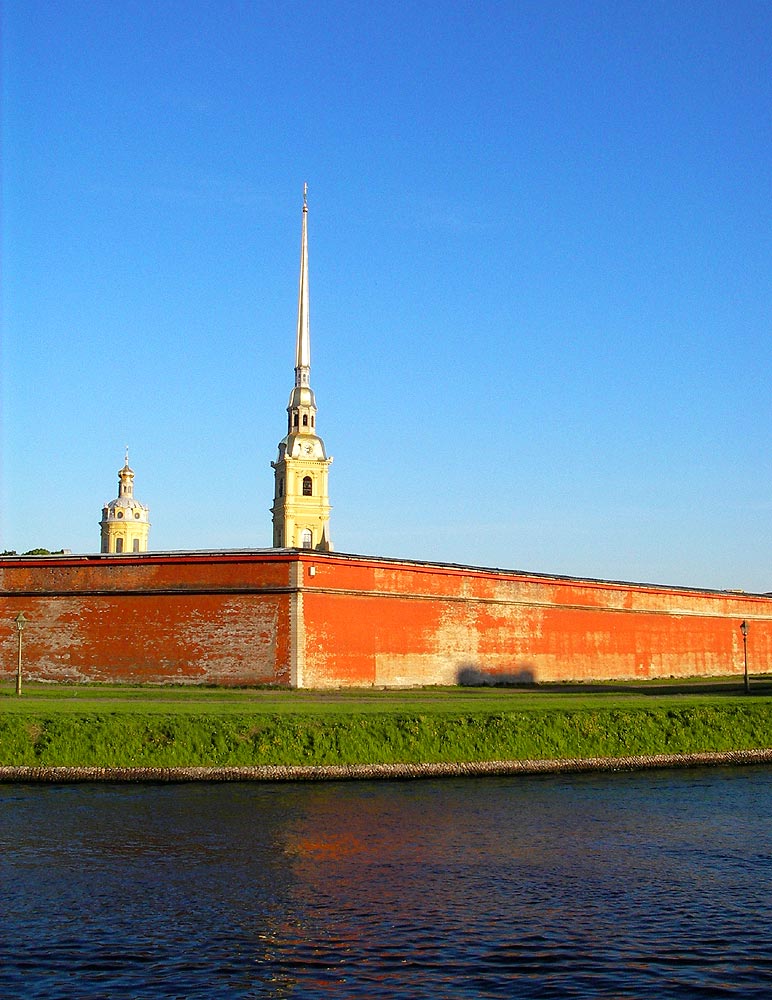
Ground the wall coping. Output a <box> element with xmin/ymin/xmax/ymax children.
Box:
<box><xmin>1</xmin><ymin>547</ymin><xmax>770</xmax><ymax>603</ymax></box>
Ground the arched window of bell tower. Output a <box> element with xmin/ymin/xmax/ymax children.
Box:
<box><xmin>293</xmin><ymin>413</ymin><xmax>299</xmax><ymax>428</ymax></box>
<box><xmin>302</xmin><ymin>414</ymin><xmax>308</xmax><ymax>427</ymax></box>
<box><xmin>302</xmin><ymin>476</ymin><xmax>313</xmax><ymax>496</ymax></box>
<box><xmin>301</xmin><ymin>529</ymin><xmax>312</xmax><ymax>549</ymax></box>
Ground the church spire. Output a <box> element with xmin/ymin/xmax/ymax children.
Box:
<box><xmin>284</xmin><ymin>184</ymin><xmax>320</xmax><ymax>438</ymax></box>
<box><xmin>295</xmin><ymin>182</ymin><xmax>310</xmax><ymax>387</ymax></box>
<box><xmin>270</xmin><ymin>185</ymin><xmax>333</xmax><ymax>551</ymax></box>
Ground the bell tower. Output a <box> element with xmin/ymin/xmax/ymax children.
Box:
<box><xmin>271</xmin><ymin>185</ymin><xmax>333</xmax><ymax>550</ymax></box>
<box><xmin>100</xmin><ymin>449</ymin><xmax>151</xmax><ymax>553</ymax></box>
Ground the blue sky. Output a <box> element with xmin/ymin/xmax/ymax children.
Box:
<box><xmin>2</xmin><ymin>0</ymin><xmax>770</xmax><ymax>592</ymax></box>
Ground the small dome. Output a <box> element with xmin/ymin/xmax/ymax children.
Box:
<box><xmin>287</xmin><ymin>385</ymin><xmax>316</xmax><ymax>409</ymax></box>
<box><xmin>105</xmin><ymin>497</ymin><xmax>147</xmax><ymax>512</ymax></box>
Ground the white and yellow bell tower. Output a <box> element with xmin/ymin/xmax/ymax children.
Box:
<box><xmin>100</xmin><ymin>450</ymin><xmax>151</xmax><ymax>553</ymax></box>
<box><xmin>271</xmin><ymin>185</ymin><xmax>333</xmax><ymax>550</ymax></box>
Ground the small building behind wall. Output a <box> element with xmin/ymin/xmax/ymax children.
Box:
<box><xmin>100</xmin><ymin>453</ymin><xmax>151</xmax><ymax>554</ymax></box>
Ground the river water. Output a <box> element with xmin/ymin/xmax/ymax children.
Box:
<box><xmin>1</xmin><ymin>767</ymin><xmax>771</xmax><ymax>998</ymax></box>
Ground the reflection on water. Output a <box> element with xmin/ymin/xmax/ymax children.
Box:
<box><xmin>1</xmin><ymin>768</ymin><xmax>771</xmax><ymax>998</ymax></box>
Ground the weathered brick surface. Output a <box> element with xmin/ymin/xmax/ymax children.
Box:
<box><xmin>1</xmin><ymin>550</ymin><xmax>770</xmax><ymax>687</ymax></box>
<box><xmin>299</xmin><ymin>553</ymin><xmax>772</xmax><ymax>687</ymax></box>
<box><xmin>0</xmin><ymin>551</ymin><xmax>294</xmax><ymax>685</ymax></box>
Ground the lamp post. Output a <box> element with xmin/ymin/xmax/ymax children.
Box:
<box><xmin>14</xmin><ymin>611</ymin><xmax>27</xmax><ymax>696</ymax></box>
<box><xmin>740</xmin><ymin>620</ymin><xmax>749</xmax><ymax>694</ymax></box>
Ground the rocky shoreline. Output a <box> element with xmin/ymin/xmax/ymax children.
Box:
<box><xmin>2</xmin><ymin>748</ymin><xmax>772</xmax><ymax>782</ymax></box>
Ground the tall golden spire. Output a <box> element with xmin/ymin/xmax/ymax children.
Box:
<box><xmin>271</xmin><ymin>185</ymin><xmax>333</xmax><ymax>551</ymax></box>
<box><xmin>295</xmin><ymin>182</ymin><xmax>310</xmax><ymax>386</ymax></box>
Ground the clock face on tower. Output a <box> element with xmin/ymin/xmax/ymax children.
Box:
<box><xmin>304</xmin><ymin>442</ymin><xmax>314</xmax><ymax>455</ymax></box>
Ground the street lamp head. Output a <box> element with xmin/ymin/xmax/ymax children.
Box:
<box><xmin>14</xmin><ymin>611</ymin><xmax>26</xmax><ymax>632</ymax></box>
<box><xmin>740</xmin><ymin>620</ymin><xmax>748</xmax><ymax>638</ymax></box>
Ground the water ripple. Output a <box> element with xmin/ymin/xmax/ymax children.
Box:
<box><xmin>1</xmin><ymin>769</ymin><xmax>772</xmax><ymax>997</ymax></box>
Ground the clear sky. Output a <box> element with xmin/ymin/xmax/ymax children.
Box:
<box><xmin>2</xmin><ymin>0</ymin><xmax>770</xmax><ymax>592</ymax></box>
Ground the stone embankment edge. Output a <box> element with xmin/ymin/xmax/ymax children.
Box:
<box><xmin>2</xmin><ymin>749</ymin><xmax>772</xmax><ymax>782</ymax></box>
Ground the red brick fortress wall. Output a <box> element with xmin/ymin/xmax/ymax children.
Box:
<box><xmin>1</xmin><ymin>550</ymin><xmax>770</xmax><ymax>688</ymax></box>
<box><xmin>0</xmin><ymin>551</ymin><xmax>296</xmax><ymax>686</ymax></box>
<box><xmin>297</xmin><ymin>553</ymin><xmax>772</xmax><ymax>687</ymax></box>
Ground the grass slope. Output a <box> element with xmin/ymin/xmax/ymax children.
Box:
<box><xmin>1</xmin><ymin>680</ymin><xmax>771</xmax><ymax>768</ymax></box>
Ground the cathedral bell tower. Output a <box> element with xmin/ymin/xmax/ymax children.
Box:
<box><xmin>271</xmin><ymin>185</ymin><xmax>333</xmax><ymax>550</ymax></box>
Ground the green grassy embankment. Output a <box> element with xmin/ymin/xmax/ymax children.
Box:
<box><xmin>1</xmin><ymin>679</ymin><xmax>771</xmax><ymax>769</ymax></box>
